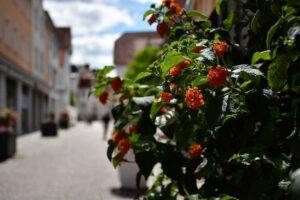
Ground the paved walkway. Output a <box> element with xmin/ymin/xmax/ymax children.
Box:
<box><xmin>0</xmin><ymin>122</ymin><xmax>137</xmax><ymax>200</ymax></box>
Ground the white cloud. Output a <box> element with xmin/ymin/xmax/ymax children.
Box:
<box><xmin>136</xmin><ymin>0</ymin><xmax>161</xmax><ymax>4</ymax></box>
<box><xmin>71</xmin><ymin>33</ymin><xmax>120</xmax><ymax>67</ymax></box>
<box><xmin>43</xmin><ymin>0</ymin><xmax>133</xmax><ymax>67</ymax></box>
<box><xmin>43</xmin><ymin>1</ymin><xmax>134</xmax><ymax>35</ymax></box>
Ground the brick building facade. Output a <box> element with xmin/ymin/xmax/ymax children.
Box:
<box><xmin>114</xmin><ymin>31</ymin><xmax>162</xmax><ymax>76</ymax></box>
<box><xmin>0</xmin><ymin>0</ymin><xmax>72</xmax><ymax>134</ymax></box>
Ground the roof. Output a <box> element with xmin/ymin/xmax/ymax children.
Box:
<box><xmin>56</xmin><ymin>27</ymin><xmax>72</xmax><ymax>52</ymax></box>
<box><xmin>114</xmin><ymin>31</ymin><xmax>162</xmax><ymax>66</ymax></box>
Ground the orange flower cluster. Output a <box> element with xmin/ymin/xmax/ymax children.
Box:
<box><xmin>170</xmin><ymin>2</ymin><xmax>182</xmax><ymax>16</ymax></box>
<box><xmin>112</xmin><ymin>130</ymin><xmax>123</xmax><ymax>144</ymax></box>
<box><xmin>169</xmin><ymin>59</ymin><xmax>191</xmax><ymax>77</ymax></box>
<box><xmin>160</xmin><ymin>91</ymin><xmax>173</xmax><ymax>103</ymax></box>
<box><xmin>169</xmin><ymin>66</ymin><xmax>182</xmax><ymax>77</ymax></box>
<box><xmin>99</xmin><ymin>92</ymin><xmax>109</xmax><ymax>104</ymax></box>
<box><xmin>188</xmin><ymin>144</ymin><xmax>202</xmax><ymax>159</ymax></box>
<box><xmin>160</xmin><ymin>106</ymin><xmax>168</xmax><ymax>113</ymax></box>
<box><xmin>207</xmin><ymin>66</ymin><xmax>228</xmax><ymax>88</ymax></box>
<box><xmin>111</xmin><ymin>77</ymin><xmax>123</xmax><ymax>92</ymax></box>
<box><xmin>117</xmin><ymin>138</ymin><xmax>131</xmax><ymax>155</ymax></box>
<box><xmin>148</xmin><ymin>14</ymin><xmax>157</xmax><ymax>25</ymax></box>
<box><xmin>129</xmin><ymin>125</ymin><xmax>138</xmax><ymax>134</ymax></box>
<box><xmin>213</xmin><ymin>40</ymin><xmax>229</xmax><ymax>57</ymax></box>
<box><xmin>184</xmin><ymin>87</ymin><xmax>205</xmax><ymax>110</ymax></box>
<box><xmin>157</xmin><ymin>22</ymin><xmax>170</xmax><ymax>37</ymax></box>
<box><xmin>112</xmin><ymin>130</ymin><xmax>131</xmax><ymax>156</ymax></box>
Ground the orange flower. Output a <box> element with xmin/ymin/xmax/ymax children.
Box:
<box><xmin>118</xmin><ymin>138</ymin><xmax>131</xmax><ymax>155</ymax></box>
<box><xmin>99</xmin><ymin>92</ymin><xmax>109</xmax><ymax>104</ymax></box>
<box><xmin>179</xmin><ymin>59</ymin><xmax>191</xmax><ymax>69</ymax></box>
<box><xmin>129</xmin><ymin>125</ymin><xmax>138</xmax><ymax>134</ymax></box>
<box><xmin>112</xmin><ymin>130</ymin><xmax>123</xmax><ymax>144</ymax></box>
<box><xmin>191</xmin><ymin>46</ymin><xmax>205</xmax><ymax>53</ymax></box>
<box><xmin>162</xmin><ymin>0</ymin><xmax>174</xmax><ymax>5</ymax></box>
<box><xmin>160</xmin><ymin>106</ymin><xmax>168</xmax><ymax>113</ymax></box>
<box><xmin>157</xmin><ymin>22</ymin><xmax>170</xmax><ymax>37</ymax></box>
<box><xmin>111</xmin><ymin>77</ymin><xmax>123</xmax><ymax>92</ymax></box>
<box><xmin>213</xmin><ymin>40</ymin><xmax>229</xmax><ymax>57</ymax></box>
<box><xmin>148</xmin><ymin>14</ymin><xmax>157</xmax><ymax>25</ymax></box>
<box><xmin>188</xmin><ymin>144</ymin><xmax>202</xmax><ymax>159</ymax></box>
<box><xmin>207</xmin><ymin>66</ymin><xmax>228</xmax><ymax>88</ymax></box>
<box><xmin>169</xmin><ymin>66</ymin><xmax>182</xmax><ymax>77</ymax></box>
<box><xmin>160</xmin><ymin>91</ymin><xmax>173</xmax><ymax>103</ymax></box>
<box><xmin>170</xmin><ymin>2</ymin><xmax>182</xmax><ymax>16</ymax></box>
<box><xmin>184</xmin><ymin>87</ymin><xmax>205</xmax><ymax>110</ymax></box>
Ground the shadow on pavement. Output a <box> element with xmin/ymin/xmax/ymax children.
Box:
<box><xmin>110</xmin><ymin>187</ymin><xmax>147</xmax><ymax>198</ymax></box>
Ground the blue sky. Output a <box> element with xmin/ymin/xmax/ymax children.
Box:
<box><xmin>43</xmin><ymin>0</ymin><xmax>160</xmax><ymax>68</ymax></box>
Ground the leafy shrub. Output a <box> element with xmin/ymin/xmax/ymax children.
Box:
<box><xmin>93</xmin><ymin>0</ymin><xmax>300</xmax><ymax>199</ymax></box>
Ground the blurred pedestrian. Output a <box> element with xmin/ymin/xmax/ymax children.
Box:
<box><xmin>101</xmin><ymin>112</ymin><xmax>110</xmax><ymax>140</ymax></box>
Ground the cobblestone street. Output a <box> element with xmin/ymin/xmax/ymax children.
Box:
<box><xmin>0</xmin><ymin>122</ymin><xmax>134</xmax><ymax>200</ymax></box>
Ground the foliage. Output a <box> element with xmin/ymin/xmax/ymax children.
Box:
<box><xmin>93</xmin><ymin>0</ymin><xmax>300</xmax><ymax>199</ymax></box>
<box><xmin>70</xmin><ymin>91</ymin><xmax>76</xmax><ymax>107</ymax></box>
<box><xmin>125</xmin><ymin>46</ymin><xmax>160</xmax><ymax>80</ymax></box>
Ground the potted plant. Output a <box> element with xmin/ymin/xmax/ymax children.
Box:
<box><xmin>41</xmin><ymin>113</ymin><xmax>58</xmax><ymax>137</ymax></box>
<box><xmin>93</xmin><ymin>0</ymin><xmax>300</xmax><ymax>199</ymax></box>
<box><xmin>59</xmin><ymin>111</ymin><xmax>69</xmax><ymax>129</ymax></box>
<box><xmin>0</xmin><ymin>108</ymin><xmax>17</xmax><ymax>160</ymax></box>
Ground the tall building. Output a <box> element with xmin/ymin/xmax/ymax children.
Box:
<box><xmin>114</xmin><ymin>32</ymin><xmax>162</xmax><ymax>77</ymax></box>
<box><xmin>0</xmin><ymin>0</ymin><xmax>72</xmax><ymax>134</ymax></box>
<box><xmin>55</xmin><ymin>27</ymin><xmax>72</xmax><ymax>120</ymax></box>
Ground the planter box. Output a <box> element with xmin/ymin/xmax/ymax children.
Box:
<box><xmin>0</xmin><ymin>133</ymin><xmax>16</xmax><ymax>160</ymax></box>
<box><xmin>59</xmin><ymin>120</ymin><xmax>69</xmax><ymax>129</ymax></box>
<box><xmin>41</xmin><ymin>122</ymin><xmax>58</xmax><ymax>137</ymax></box>
<box><xmin>118</xmin><ymin>150</ymin><xmax>146</xmax><ymax>189</ymax></box>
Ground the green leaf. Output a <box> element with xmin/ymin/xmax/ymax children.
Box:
<box><xmin>132</xmin><ymin>96</ymin><xmax>155</xmax><ymax>107</ymax></box>
<box><xmin>143</xmin><ymin>10</ymin><xmax>154</xmax><ymax>20</ymax></box>
<box><xmin>135</xmin><ymin>151</ymin><xmax>157</xmax><ymax>179</ymax></box>
<box><xmin>186</xmin><ymin>10</ymin><xmax>208</xmax><ymax>19</ymax></box>
<box><xmin>138</xmin><ymin>110</ymin><xmax>157</xmax><ymax>135</ymax></box>
<box><xmin>134</xmin><ymin>71</ymin><xmax>152</xmax><ymax>82</ymax></box>
<box><xmin>96</xmin><ymin>65</ymin><xmax>115</xmax><ymax>78</ymax></box>
<box><xmin>232</xmin><ymin>65</ymin><xmax>264</xmax><ymax>83</ymax></box>
<box><xmin>107</xmin><ymin>143</ymin><xmax>116</xmax><ymax>161</ymax></box>
<box><xmin>161</xmin><ymin>51</ymin><xmax>185</xmax><ymax>76</ymax></box>
<box><xmin>129</xmin><ymin>134</ymin><xmax>140</xmax><ymax>143</ymax></box>
<box><xmin>216</xmin><ymin>0</ymin><xmax>227</xmax><ymax>15</ymax></box>
<box><xmin>219</xmin><ymin>194</ymin><xmax>239</xmax><ymax>200</ymax></box>
<box><xmin>266</xmin><ymin>17</ymin><xmax>284</xmax><ymax>49</ymax></box>
<box><xmin>251</xmin><ymin>50</ymin><xmax>271</xmax><ymax>64</ymax></box>
<box><xmin>150</xmin><ymin>102</ymin><xmax>164</xmax><ymax>120</ymax></box>
<box><xmin>267</xmin><ymin>53</ymin><xmax>297</xmax><ymax>91</ymax></box>
<box><xmin>198</xmin><ymin>48</ymin><xmax>216</xmax><ymax>61</ymax></box>
<box><xmin>112</xmin><ymin>152</ymin><xmax>125</xmax><ymax>168</ymax></box>
<box><xmin>161</xmin><ymin>151</ymin><xmax>184</xmax><ymax>181</ymax></box>
<box><xmin>224</xmin><ymin>11</ymin><xmax>236</xmax><ymax>30</ymax></box>
<box><xmin>186</xmin><ymin>194</ymin><xmax>203</xmax><ymax>200</ymax></box>
<box><xmin>191</xmin><ymin>76</ymin><xmax>208</xmax><ymax>87</ymax></box>
<box><xmin>251</xmin><ymin>10</ymin><xmax>261</xmax><ymax>34</ymax></box>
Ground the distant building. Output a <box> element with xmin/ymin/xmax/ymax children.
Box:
<box><xmin>114</xmin><ymin>31</ymin><xmax>162</xmax><ymax>77</ymax></box>
<box><xmin>72</xmin><ymin>64</ymin><xmax>107</xmax><ymax>122</ymax></box>
<box><xmin>55</xmin><ymin>27</ymin><xmax>72</xmax><ymax>120</ymax></box>
<box><xmin>185</xmin><ymin>0</ymin><xmax>216</xmax><ymax>16</ymax></box>
<box><xmin>0</xmin><ymin>0</ymin><xmax>72</xmax><ymax>134</ymax></box>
